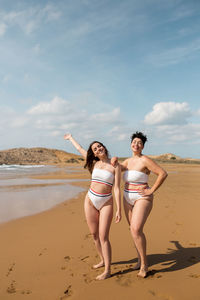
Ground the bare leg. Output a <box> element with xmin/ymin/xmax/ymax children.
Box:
<box><xmin>130</xmin><ymin>199</ymin><xmax>153</xmax><ymax>278</ymax></box>
<box><xmin>84</xmin><ymin>194</ymin><xmax>104</xmax><ymax>268</ymax></box>
<box><xmin>123</xmin><ymin>198</ymin><xmax>141</xmax><ymax>270</ymax></box>
<box><xmin>96</xmin><ymin>198</ymin><xmax>113</xmax><ymax>280</ymax></box>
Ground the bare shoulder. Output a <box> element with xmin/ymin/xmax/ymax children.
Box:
<box><xmin>142</xmin><ymin>155</ymin><xmax>166</xmax><ymax>174</ymax></box>
<box><xmin>141</xmin><ymin>155</ymin><xmax>154</xmax><ymax>164</ymax></box>
<box><xmin>141</xmin><ymin>155</ymin><xmax>159</xmax><ymax>168</ymax></box>
<box><xmin>122</xmin><ymin>157</ymin><xmax>130</xmax><ymax>167</ymax></box>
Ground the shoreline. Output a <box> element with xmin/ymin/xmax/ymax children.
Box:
<box><xmin>0</xmin><ymin>165</ymin><xmax>88</xmax><ymax>224</ymax></box>
<box><xmin>0</xmin><ymin>163</ymin><xmax>200</xmax><ymax>299</ymax></box>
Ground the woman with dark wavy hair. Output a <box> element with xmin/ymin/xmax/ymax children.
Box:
<box><xmin>64</xmin><ymin>133</ymin><xmax>121</xmax><ymax>280</ymax></box>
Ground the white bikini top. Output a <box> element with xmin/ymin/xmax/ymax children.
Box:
<box><xmin>91</xmin><ymin>168</ymin><xmax>114</xmax><ymax>187</ymax></box>
<box><xmin>123</xmin><ymin>170</ymin><xmax>148</xmax><ymax>184</ymax></box>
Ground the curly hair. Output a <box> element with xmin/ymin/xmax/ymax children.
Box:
<box><xmin>130</xmin><ymin>131</ymin><xmax>147</xmax><ymax>146</ymax></box>
<box><xmin>84</xmin><ymin>141</ymin><xmax>109</xmax><ymax>173</ymax></box>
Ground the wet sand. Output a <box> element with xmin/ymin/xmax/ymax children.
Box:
<box><xmin>0</xmin><ymin>163</ymin><xmax>200</xmax><ymax>299</ymax></box>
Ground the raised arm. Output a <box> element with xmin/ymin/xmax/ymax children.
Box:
<box><xmin>64</xmin><ymin>133</ymin><xmax>87</xmax><ymax>159</ymax></box>
<box><xmin>113</xmin><ymin>164</ymin><xmax>121</xmax><ymax>223</ymax></box>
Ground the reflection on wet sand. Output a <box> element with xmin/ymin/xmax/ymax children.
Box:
<box><xmin>0</xmin><ymin>167</ymin><xmax>85</xmax><ymax>224</ymax></box>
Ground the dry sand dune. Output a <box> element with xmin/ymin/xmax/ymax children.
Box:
<box><xmin>0</xmin><ymin>162</ymin><xmax>200</xmax><ymax>299</ymax></box>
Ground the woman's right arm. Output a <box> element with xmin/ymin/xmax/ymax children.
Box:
<box><xmin>111</xmin><ymin>157</ymin><xmax>127</xmax><ymax>172</ymax></box>
<box><xmin>64</xmin><ymin>133</ymin><xmax>87</xmax><ymax>159</ymax></box>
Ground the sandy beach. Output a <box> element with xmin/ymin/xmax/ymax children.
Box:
<box><xmin>0</xmin><ymin>163</ymin><xmax>200</xmax><ymax>300</ymax></box>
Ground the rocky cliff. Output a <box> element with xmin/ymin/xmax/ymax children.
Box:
<box><xmin>0</xmin><ymin>147</ymin><xmax>84</xmax><ymax>165</ymax></box>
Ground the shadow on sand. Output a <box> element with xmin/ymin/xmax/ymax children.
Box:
<box><xmin>111</xmin><ymin>241</ymin><xmax>200</xmax><ymax>277</ymax></box>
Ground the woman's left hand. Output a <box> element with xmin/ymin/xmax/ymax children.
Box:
<box><xmin>115</xmin><ymin>210</ymin><xmax>121</xmax><ymax>223</ymax></box>
<box><xmin>111</xmin><ymin>156</ymin><xmax>118</xmax><ymax>168</ymax></box>
<box><xmin>138</xmin><ymin>187</ymin><xmax>153</xmax><ymax>197</ymax></box>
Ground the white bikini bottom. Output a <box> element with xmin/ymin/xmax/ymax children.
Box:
<box><xmin>124</xmin><ymin>187</ymin><xmax>152</xmax><ymax>206</ymax></box>
<box><xmin>88</xmin><ymin>188</ymin><xmax>112</xmax><ymax>210</ymax></box>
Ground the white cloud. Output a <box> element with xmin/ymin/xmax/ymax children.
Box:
<box><xmin>1</xmin><ymin>4</ymin><xmax>61</xmax><ymax>36</ymax></box>
<box><xmin>90</xmin><ymin>107</ymin><xmax>120</xmax><ymax>123</ymax></box>
<box><xmin>2</xmin><ymin>74</ymin><xmax>11</xmax><ymax>83</ymax></box>
<box><xmin>59</xmin><ymin>122</ymin><xmax>77</xmax><ymax>129</ymax></box>
<box><xmin>154</xmin><ymin>123</ymin><xmax>200</xmax><ymax>144</ymax></box>
<box><xmin>169</xmin><ymin>3</ymin><xmax>196</xmax><ymax>22</ymax></box>
<box><xmin>10</xmin><ymin>117</ymin><xmax>28</xmax><ymax>128</ymax></box>
<box><xmin>0</xmin><ymin>106</ymin><xmax>23</xmax><ymax>132</ymax></box>
<box><xmin>108</xmin><ymin>126</ymin><xmax>120</xmax><ymax>134</ymax></box>
<box><xmin>28</xmin><ymin>97</ymin><xmax>71</xmax><ymax>115</ymax></box>
<box><xmin>42</xmin><ymin>4</ymin><xmax>62</xmax><ymax>21</ymax></box>
<box><xmin>118</xmin><ymin>133</ymin><xmax>127</xmax><ymax>141</ymax></box>
<box><xmin>1</xmin><ymin>98</ymin><xmax>200</xmax><ymax>158</ymax></box>
<box><xmin>196</xmin><ymin>109</ymin><xmax>200</xmax><ymax>116</ymax></box>
<box><xmin>149</xmin><ymin>38</ymin><xmax>200</xmax><ymax>67</ymax></box>
<box><xmin>0</xmin><ymin>106</ymin><xmax>15</xmax><ymax>114</ymax></box>
<box><xmin>144</xmin><ymin>102</ymin><xmax>191</xmax><ymax>125</ymax></box>
<box><xmin>51</xmin><ymin>130</ymin><xmax>61</xmax><ymax>137</ymax></box>
<box><xmin>0</xmin><ymin>23</ymin><xmax>7</xmax><ymax>36</ymax></box>
<box><xmin>107</xmin><ymin>125</ymin><xmax>128</xmax><ymax>141</ymax></box>
<box><xmin>33</xmin><ymin>44</ymin><xmax>41</xmax><ymax>54</ymax></box>
<box><xmin>24</xmin><ymin>96</ymin><xmax>125</xmax><ymax>144</ymax></box>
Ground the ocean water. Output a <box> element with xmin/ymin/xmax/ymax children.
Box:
<box><xmin>0</xmin><ymin>165</ymin><xmax>85</xmax><ymax>224</ymax></box>
<box><xmin>0</xmin><ymin>164</ymin><xmax>66</xmax><ymax>179</ymax></box>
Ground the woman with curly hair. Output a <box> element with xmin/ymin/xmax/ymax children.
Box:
<box><xmin>112</xmin><ymin>131</ymin><xmax>167</xmax><ymax>278</ymax></box>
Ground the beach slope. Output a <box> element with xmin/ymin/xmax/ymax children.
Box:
<box><xmin>0</xmin><ymin>163</ymin><xmax>200</xmax><ymax>300</ymax></box>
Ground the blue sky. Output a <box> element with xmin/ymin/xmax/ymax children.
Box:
<box><xmin>0</xmin><ymin>0</ymin><xmax>200</xmax><ymax>158</ymax></box>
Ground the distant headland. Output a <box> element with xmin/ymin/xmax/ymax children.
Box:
<box><xmin>0</xmin><ymin>148</ymin><xmax>199</xmax><ymax>165</ymax></box>
<box><xmin>119</xmin><ymin>153</ymin><xmax>200</xmax><ymax>164</ymax></box>
<box><xmin>0</xmin><ymin>147</ymin><xmax>84</xmax><ymax>165</ymax></box>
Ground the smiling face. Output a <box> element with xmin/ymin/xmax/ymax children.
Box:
<box><xmin>91</xmin><ymin>142</ymin><xmax>106</xmax><ymax>158</ymax></box>
<box><xmin>131</xmin><ymin>137</ymin><xmax>144</xmax><ymax>153</ymax></box>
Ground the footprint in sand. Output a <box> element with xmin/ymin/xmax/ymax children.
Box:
<box><xmin>148</xmin><ymin>290</ymin><xmax>172</xmax><ymax>300</ymax></box>
<box><xmin>189</xmin><ymin>273</ymin><xmax>200</xmax><ymax>278</ymax></box>
<box><xmin>145</xmin><ymin>269</ymin><xmax>159</xmax><ymax>278</ymax></box>
<box><xmin>62</xmin><ymin>285</ymin><xmax>72</xmax><ymax>298</ymax></box>
<box><xmin>84</xmin><ymin>233</ymin><xmax>92</xmax><ymax>240</ymax></box>
<box><xmin>38</xmin><ymin>247</ymin><xmax>47</xmax><ymax>256</ymax></box>
<box><xmin>149</xmin><ymin>290</ymin><xmax>156</xmax><ymax>296</ymax></box>
<box><xmin>61</xmin><ymin>256</ymin><xmax>72</xmax><ymax>270</ymax></box>
<box><xmin>115</xmin><ymin>275</ymin><xmax>132</xmax><ymax>287</ymax></box>
<box><xmin>80</xmin><ymin>255</ymin><xmax>90</xmax><ymax>261</ymax></box>
<box><xmin>83</xmin><ymin>273</ymin><xmax>93</xmax><ymax>284</ymax></box>
<box><xmin>189</xmin><ymin>242</ymin><xmax>197</xmax><ymax>246</ymax></box>
<box><xmin>6</xmin><ymin>263</ymin><xmax>15</xmax><ymax>277</ymax></box>
<box><xmin>146</xmin><ymin>270</ymin><xmax>162</xmax><ymax>279</ymax></box>
<box><xmin>21</xmin><ymin>290</ymin><xmax>32</xmax><ymax>294</ymax></box>
<box><xmin>7</xmin><ymin>280</ymin><xmax>16</xmax><ymax>294</ymax></box>
<box><xmin>64</xmin><ymin>255</ymin><xmax>71</xmax><ymax>262</ymax></box>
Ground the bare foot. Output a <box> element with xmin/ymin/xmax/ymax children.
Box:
<box><xmin>93</xmin><ymin>261</ymin><xmax>104</xmax><ymax>269</ymax></box>
<box><xmin>132</xmin><ymin>262</ymin><xmax>141</xmax><ymax>270</ymax></box>
<box><xmin>96</xmin><ymin>271</ymin><xmax>111</xmax><ymax>280</ymax></box>
<box><xmin>137</xmin><ymin>267</ymin><xmax>148</xmax><ymax>278</ymax></box>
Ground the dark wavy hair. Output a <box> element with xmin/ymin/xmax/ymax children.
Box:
<box><xmin>84</xmin><ymin>141</ymin><xmax>109</xmax><ymax>173</ymax></box>
<box><xmin>131</xmin><ymin>131</ymin><xmax>147</xmax><ymax>146</ymax></box>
